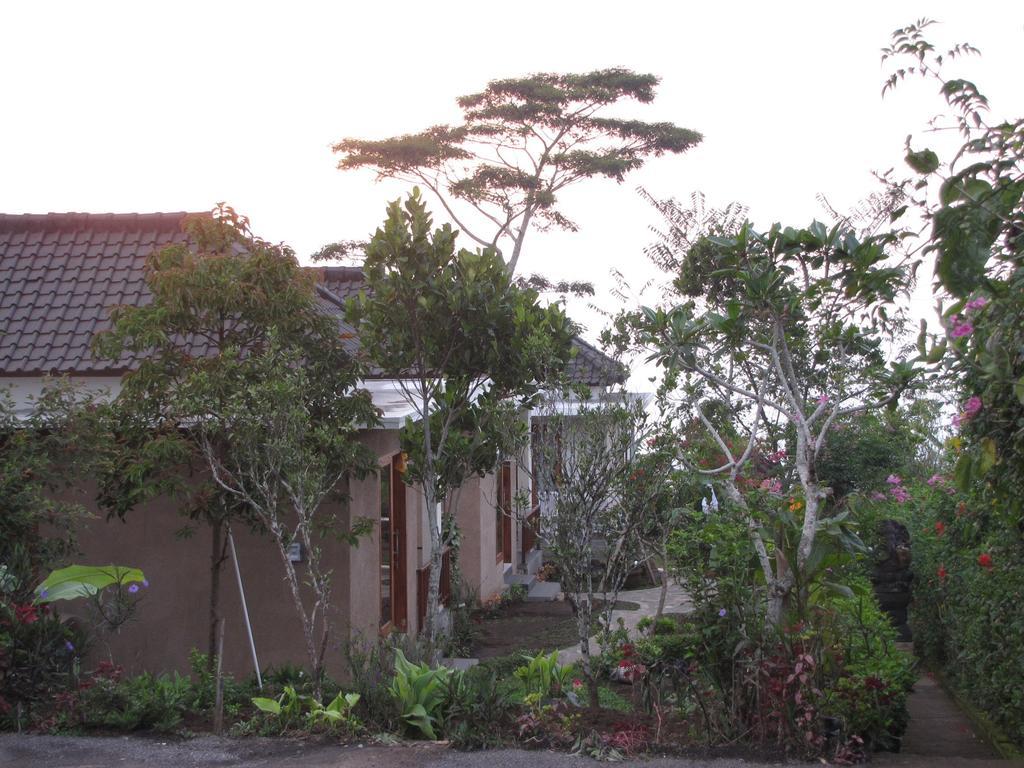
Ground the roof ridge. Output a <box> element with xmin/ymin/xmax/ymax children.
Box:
<box><xmin>0</xmin><ymin>212</ymin><xmax>206</xmax><ymax>232</ymax></box>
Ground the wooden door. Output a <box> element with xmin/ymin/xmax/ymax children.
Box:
<box><xmin>379</xmin><ymin>454</ymin><xmax>407</xmax><ymax>633</ymax></box>
<box><xmin>500</xmin><ymin>461</ymin><xmax>513</xmax><ymax>564</ymax></box>
<box><xmin>391</xmin><ymin>454</ymin><xmax>407</xmax><ymax>631</ymax></box>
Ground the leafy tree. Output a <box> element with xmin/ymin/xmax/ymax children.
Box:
<box><xmin>93</xmin><ymin>206</ymin><xmax>376</xmax><ymax>674</ymax></box>
<box><xmin>179</xmin><ymin>339</ymin><xmax>377</xmax><ymax>699</ymax></box>
<box><xmin>347</xmin><ymin>189</ymin><xmax>574</xmax><ymax>640</ymax></box>
<box><xmin>882</xmin><ymin>19</ymin><xmax>1024</xmax><ymax>527</ymax></box>
<box><xmin>613</xmin><ymin>198</ymin><xmax>923</xmax><ymax>626</ymax></box>
<box><xmin>0</xmin><ymin>381</ymin><xmax>108</xmax><ymax>722</ymax></box>
<box><xmin>0</xmin><ymin>382</ymin><xmax>109</xmax><ymax>595</ymax></box>
<box><xmin>334</xmin><ymin>69</ymin><xmax>702</xmax><ymax>274</ymax></box>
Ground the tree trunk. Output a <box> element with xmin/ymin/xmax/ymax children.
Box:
<box><xmin>207</xmin><ymin>518</ymin><xmax>225</xmax><ymax>671</ymax></box>
<box><xmin>275</xmin><ymin>536</ymin><xmax>322</xmax><ymax>700</ymax></box>
<box><xmin>424</xmin><ymin>485</ymin><xmax>444</xmax><ymax>643</ymax></box>
<box><xmin>573</xmin><ymin>596</ymin><xmax>600</xmax><ymax>710</ymax></box>
<box><xmin>652</xmin><ymin>546</ymin><xmax>669</xmax><ymax>633</ymax></box>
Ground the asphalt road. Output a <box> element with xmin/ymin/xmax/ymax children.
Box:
<box><xmin>0</xmin><ymin>735</ymin><xmax>814</xmax><ymax>768</ymax></box>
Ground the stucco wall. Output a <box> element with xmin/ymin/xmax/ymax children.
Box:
<box><xmin>64</xmin><ymin>429</ymin><xmax>416</xmax><ymax>679</ymax></box>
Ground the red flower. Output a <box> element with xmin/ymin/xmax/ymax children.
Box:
<box><xmin>978</xmin><ymin>553</ymin><xmax>994</xmax><ymax>569</ymax></box>
<box><xmin>937</xmin><ymin>565</ymin><xmax>948</xmax><ymax>582</ymax></box>
<box><xmin>935</xmin><ymin>521</ymin><xmax>946</xmax><ymax>537</ymax></box>
<box><xmin>13</xmin><ymin>604</ymin><xmax>38</xmax><ymax>625</ymax></box>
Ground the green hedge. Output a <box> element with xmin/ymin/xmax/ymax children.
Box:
<box><xmin>865</xmin><ymin>482</ymin><xmax>1024</xmax><ymax>748</ymax></box>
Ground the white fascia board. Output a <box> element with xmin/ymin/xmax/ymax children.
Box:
<box><xmin>1</xmin><ymin>376</ymin><xmax>122</xmax><ymax>420</ymax></box>
<box><xmin>528</xmin><ymin>389</ymin><xmax>652</xmax><ymax>417</ymax></box>
<box><xmin>358</xmin><ymin>377</ymin><xmax>496</xmax><ymax>431</ymax></box>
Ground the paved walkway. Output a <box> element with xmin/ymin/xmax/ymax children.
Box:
<box><xmin>876</xmin><ymin>668</ymin><xmax>1019</xmax><ymax>768</ymax></box>
<box><xmin>557</xmin><ymin>582</ymin><xmax>691</xmax><ymax>664</ymax></box>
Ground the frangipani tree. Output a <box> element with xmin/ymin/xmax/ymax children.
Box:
<box><xmin>616</xmin><ymin>211</ymin><xmax>924</xmax><ymax>625</ymax></box>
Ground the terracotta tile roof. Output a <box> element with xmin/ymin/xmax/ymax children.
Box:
<box><xmin>318</xmin><ymin>267</ymin><xmax>626</xmax><ymax>386</ymax></box>
<box><xmin>0</xmin><ymin>218</ymin><xmax>625</xmax><ymax>387</ymax></box>
<box><xmin>0</xmin><ymin>212</ymin><xmax>196</xmax><ymax>375</ymax></box>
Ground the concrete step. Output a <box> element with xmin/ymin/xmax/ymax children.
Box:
<box><xmin>505</xmin><ymin>572</ymin><xmax>536</xmax><ymax>588</ymax></box>
<box><xmin>439</xmin><ymin>657</ymin><xmax>479</xmax><ymax>672</ymax></box>
<box><xmin>526</xmin><ymin>580</ymin><xmax>561</xmax><ymax>602</ymax></box>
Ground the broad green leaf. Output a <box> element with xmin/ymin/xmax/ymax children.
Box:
<box><xmin>252</xmin><ymin>697</ymin><xmax>281</xmax><ymax>715</ymax></box>
<box><xmin>36</xmin><ymin>564</ymin><xmax>145</xmax><ymax>603</ymax></box>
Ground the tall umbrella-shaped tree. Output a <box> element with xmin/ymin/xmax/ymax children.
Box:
<box><xmin>347</xmin><ymin>189</ymin><xmax>574</xmax><ymax>640</ymax></box>
<box><xmin>334</xmin><ymin>69</ymin><xmax>702</xmax><ymax>276</ymax></box>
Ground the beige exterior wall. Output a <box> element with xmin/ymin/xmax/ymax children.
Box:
<box><xmin>65</xmin><ymin>429</ymin><xmax>425</xmax><ymax>679</ymax></box>
<box><xmin>61</xmin><ymin>427</ymin><xmax>533</xmax><ymax>677</ymax></box>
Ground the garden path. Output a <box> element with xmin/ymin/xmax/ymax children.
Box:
<box><xmin>875</xmin><ymin>664</ymin><xmax>1019</xmax><ymax>768</ymax></box>
<box><xmin>556</xmin><ymin>582</ymin><xmax>692</xmax><ymax>665</ymax></box>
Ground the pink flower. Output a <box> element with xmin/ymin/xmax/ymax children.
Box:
<box><xmin>759</xmin><ymin>478</ymin><xmax>782</xmax><ymax>494</ymax></box>
<box><xmin>966</xmin><ymin>297</ymin><xmax>988</xmax><ymax>311</ymax></box>
<box><xmin>952</xmin><ymin>413</ymin><xmax>965</xmax><ymax>428</ymax></box>
<box><xmin>886</xmin><ymin>474</ymin><xmax>902</xmax><ymax>485</ymax></box>
<box><xmin>927</xmin><ymin>474</ymin><xmax>945</xmax><ymax>487</ymax></box>
<box><xmin>817</xmin><ymin>394</ymin><xmax>829</xmax><ymax>405</ymax></box>
<box><xmin>950</xmin><ymin>317</ymin><xmax>974</xmax><ymax>338</ymax></box>
<box><xmin>871</xmin><ymin>491</ymin><xmax>887</xmax><ymax>501</ymax></box>
<box><xmin>963</xmin><ymin>396</ymin><xmax>983</xmax><ymax>418</ymax></box>
<box><xmin>891</xmin><ymin>486</ymin><xmax>911</xmax><ymax>503</ymax></box>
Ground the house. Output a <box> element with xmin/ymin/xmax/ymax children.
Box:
<box><xmin>0</xmin><ymin>211</ymin><xmax>626</xmax><ymax>677</ymax></box>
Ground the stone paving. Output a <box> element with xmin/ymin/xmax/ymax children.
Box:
<box><xmin>556</xmin><ymin>581</ymin><xmax>692</xmax><ymax>664</ymax></box>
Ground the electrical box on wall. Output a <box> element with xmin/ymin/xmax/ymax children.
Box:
<box><xmin>286</xmin><ymin>542</ymin><xmax>303</xmax><ymax>563</ymax></box>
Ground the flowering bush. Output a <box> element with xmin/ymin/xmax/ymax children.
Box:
<box><xmin>858</xmin><ymin>479</ymin><xmax>1024</xmax><ymax>747</ymax></box>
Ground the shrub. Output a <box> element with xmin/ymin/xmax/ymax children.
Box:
<box><xmin>71</xmin><ymin>667</ymin><xmax>192</xmax><ymax>733</ymax></box>
<box><xmin>341</xmin><ymin>632</ymin><xmax>436</xmax><ymax>731</ymax></box>
<box><xmin>389</xmin><ymin>649</ymin><xmax>456</xmax><ymax>740</ymax></box>
<box><xmin>514</xmin><ymin>651</ymin><xmax>573</xmax><ymax>700</ymax></box>
<box><xmin>441</xmin><ymin>668</ymin><xmax>514</xmax><ymax>749</ymax></box>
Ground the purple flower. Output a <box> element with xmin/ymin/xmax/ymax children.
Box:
<box><xmin>142</xmin><ymin>579</ymin><xmax>150</xmax><ymax>589</ymax></box>
<box><xmin>927</xmin><ymin>474</ymin><xmax>945</xmax><ymax>487</ymax></box>
<box><xmin>718</xmin><ymin>608</ymin><xmax>728</xmax><ymax>618</ymax></box>
<box><xmin>871</xmin><ymin>491</ymin><xmax>887</xmax><ymax>501</ymax></box>
<box><xmin>65</xmin><ymin>641</ymin><xmax>75</xmax><ymax>652</ymax></box>
<box><xmin>952</xmin><ymin>413</ymin><xmax>965</xmax><ymax>428</ymax></box>
<box><xmin>128</xmin><ymin>584</ymin><xmax>140</xmax><ymax>594</ymax></box>
<box><xmin>39</xmin><ymin>588</ymin><xmax>48</xmax><ymax>599</ymax></box>
<box><xmin>886</xmin><ymin>474</ymin><xmax>902</xmax><ymax>485</ymax></box>
<box><xmin>966</xmin><ymin>297</ymin><xmax>989</xmax><ymax>311</ymax></box>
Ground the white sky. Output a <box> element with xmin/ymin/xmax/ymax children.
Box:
<box><xmin>3</xmin><ymin>1</ymin><xmax>1022</xmax><ymax>386</ymax></box>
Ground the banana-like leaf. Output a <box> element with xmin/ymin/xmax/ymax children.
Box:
<box><xmin>36</xmin><ymin>564</ymin><xmax>145</xmax><ymax>603</ymax></box>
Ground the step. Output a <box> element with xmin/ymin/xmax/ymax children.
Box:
<box><xmin>439</xmin><ymin>657</ymin><xmax>479</xmax><ymax>672</ymax></box>
<box><xmin>525</xmin><ymin>580</ymin><xmax>561</xmax><ymax>602</ymax></box>
<box><xmin>505</xmin><ymin>572</ymin><xmax>536</xmax><ymax>588</ymax></box>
